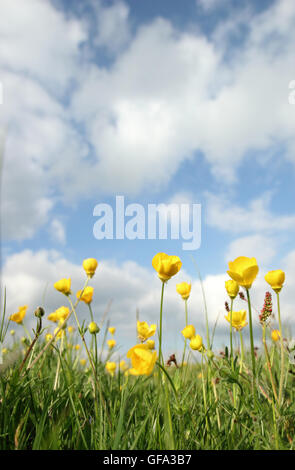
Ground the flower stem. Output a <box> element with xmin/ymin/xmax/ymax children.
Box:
<box><xmin>262</xmin><ymin>323</ymin><xmax>278</xmax><ymax>404</ymax></box>
<box><xmin>229</xmin><ymin>298</ymin><xmax>234</xmax><ymax>369</ymax></box>
<box><xmin>239</xmin><ymin>330</ymin><xmax>244</xmax><ymax>375</ymax></box>
<box><xmin>201</xmin><ymin>353</ymin><xmax>210</xmax><ymax>435</ymax></box>
<box><xmin>25</xmin><ymin>277</ymin><xmax>90</xmax><ymax>373</ymax></box>
<box><xmin>246</xmin><ymin>289</ymin><xmax>257</xmax><ymax>407</ymax></box>
<box><xmin>22</xmin><ymin>324</ymin><xmax>32</xmax><ymax>342</ymax></box>
<box><xmin>53</xmin><ymin>334</ymin><xmax>64</xmax><ymax>391</ymax></box>
<box><xmin>181</xmin><ymin>299</ymin><xmax>188</xmax><ymax>367</ymax></box>
<box><xmin>277</xmin><ymin>292</ymin><xmax>284</xmax><ymax>406</ymax></box>
<box><xmin>158</xmin><ymin>281</ymin><xmax>165</xmax><ymax>366</ymax></box>
<box><xmin>68</xmin><ymin>297</ymin><xmax>96</xmax><ymax>378</ymax></box>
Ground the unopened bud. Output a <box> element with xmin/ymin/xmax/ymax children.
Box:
<box><xmin>88</xmin><ymin>321</ymin><xmax>100</xmax><ymax>335</ymax></box>
<box><xmin>34</xmin><ymin>306</ymin><xmax>45</xmax><ymax>318</ymax></box>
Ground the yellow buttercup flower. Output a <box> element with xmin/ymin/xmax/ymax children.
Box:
<box><xmin>225</xmin><ymin>280</ymin><xmax>239</xmax><ymax>299</ymax></box>
<box><xmin>83</xmin><ymin>258</ymin><xmax>98</xmax><ymax>278</ymax></box>
<box><xmin>176</xmin><ymin>282</ymin><xmax>191</xmax><ymax>300</ymax></box>
<box><xmin>74</xmin><ymin>344</ymin><xmax>81</xmax><ymax>351</ymax></box>
<box><xmin>48</xmin><ymin>306</ymin><xmax>70</xmax><ymax>324</ymax></box>
<box><xmin>108</xmin><ymin>327</ymin><xmax>116</xmax><ymax>335</ymax></box>
<box><xmin>10</xmin><ymin>330</ymin><xmax>15</xmax><ymax>336</ymax></box>
<box><xmin>76</xmin><ymin>286</ymin><xmax>94</xmax><ymax>304</ymax></box>
<box><xmin>225</xmin><ymin>309</ymin><xmax>248</xmax><ymax>331</ymax></box>
<box><xmin>190</xmin><ymin>335</ymin><xmax>203</xmax><ymax>351</ymax></box>
<box><xmin>107</xmin><ymin>339</ymin><xmax>116</xmax><ymax>349</ymax></box>
<box><xmin>54</xmin><ymin>278</ymin><xmax>71</xmax><ymax>295</ymax></box>
<box><xmin>265</xmin><ymin>270</ymin><xmax>285</xmax><ymax>293</ymax></box>
<box><xmin>137</xmin><ymin>321</ymin><xmax>157</xmax><ymax>341</ymax></box>
<box><xmin>54</xmin><ymin>327</ymin><xmax>66</xmax><ymax>340</ymax></box>
<box><xmin>106</xmin><ymin>361</ymin><xmax>117</xmax><ymax>376</ymax></box>
<box><xmin>10</xmin><ymin>305</ymin><xmax>28</xmax><ymax>324</ymax></box>
<box><xmin>127</xmin><ymin>343</ymin><xmax>157</xmax><ymax>376</ymax></box>
<box><xmin>45</xmin><ymin>333</ymin><xmax>53</xmax><ymax>342</ymax></box>
<box><xmin>47</xmin><ymin>311</ymin><xmax>59</xmax><ymax>322</ymax></box>
<box><xmin>152</xmin><ymin>253</ymin><xmax>182</xmax><ymax>282</ymax></box>
<box><xmin>80</xmin><ymin>358</ymin><xmax>87</xmax><ymax>366</ymax></box>
<box><xmin>2</xmin><ymin>348</ymin><xmax>8</xmax><ymax>355</ymax></box>
<box><xmin>119</xmin><ymin>360</ymin><xmax>128</xmax><ymax>371</ymax></box>
<box><xmin>227</xmin><ymin>256</ymin><xmax>259</xmax><ymax>289</ymax></box>
<box><xmin>182</xmin><ymin>325</ymin><xmax>196</xmax><ymax>340</ymax></box>
<box><xmin>271</xmin><ymin>329</ymin><xmax>281</xmax><ymax>342</ymax></box>
<box><xmin>146</xmin><ymin>339</ymin><xmax>155</xmax><ymax>350</ymax></box>
<box><xmin>68</xmin><ymin>326</ymin><xmax>75</xmax><ymax>334</ymax></box>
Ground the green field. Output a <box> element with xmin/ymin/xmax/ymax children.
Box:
<box><xmin>0</xmin><ymin>256</ymin><xmax>294</xmax><ymax>450</ymax></box>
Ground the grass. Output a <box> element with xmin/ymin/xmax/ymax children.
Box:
<box><xmin>1</xmin><ymin>328</ymin><xmax>295</xmax><ymax>450</ymax></box>
<box><xmin>0</xmin><ymin>259</ymin><xmax>294</xmax><ymax>450</ymax></box>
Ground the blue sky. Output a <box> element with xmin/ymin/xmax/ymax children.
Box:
<box><xmin>1</xmin><ymin>0</ymin><xmax>295</xmax><ymax>359</ymax></box>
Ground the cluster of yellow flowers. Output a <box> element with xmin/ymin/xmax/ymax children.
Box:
<box><xmin>225</xmin><ymin>256</ymin><xmax>285</xmax><ymax>330</ymax></box>
<box><xmin>105</xmin><ymin>359</ymin><xmax>128</xmax><ymax>376</ymax></box>
<box><xmin>226</xmin><ymin>256</ymin><xmax>285</xmax><ymax>294</ymax></box>
<box><xmin>7</xmin><ymin>251</ymin><xmax>288</xmax><ymax>383</ymax></box>
<box><xmin>181</xmin><ymin>325</ymin><xmax>203</xmax><ymax>351</ymax></box>
<box><xmin>107</xmin><ymin>327</ymin><xmax>116</xmax><ymax>349</ymax></box>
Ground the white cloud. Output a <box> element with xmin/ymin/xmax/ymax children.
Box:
<box><xmin>71</xmin><ymin>0</ymin><xmax>295</xmax><ymax>193</ymax></box>
<box><xmin>92</xmin><ymin>0</ymin><xmax>131</xmax><ymax>54</ymax></box>
<box><xmin>205</xmin><ymin>191</ymin><xmax>295</xmax><ymax>235</ymax></box>
<box><xmin>0</xmin><ymin>71</ymin><xmax>88</xmax><ymax>240</ymax></box>
<box><xmin>49</xmin><ymin>219</ymin><xmax>66</xmax><ymax>245</ymax></box>
<box><xmin>0</xmin><ymin>0</ymin><xmax>87</xmax><ymax>91</ymax></box>
<box><xmin>197</xmin><ymin>0</ymin><xmax>229</xmax><ymax>12</ymax></box>
<box><xmin>1</xmin><ymin>0</ymin><xmax>295</xmax><ymax>241</ymax></box>
<box><xmin>225</xmin><ymin>234</ymin><xmax>277</xmax><ymax>266</ymax></box>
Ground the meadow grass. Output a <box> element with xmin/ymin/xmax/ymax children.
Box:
<box><xmin>1</xmin><ymin>326</ymin><xmax>295</xmax><ymax>450</ymax></box>
<box><xmin>0</xmin><ymin>256</ymin><xmax>294</xmax><ymax>450</ymax></box>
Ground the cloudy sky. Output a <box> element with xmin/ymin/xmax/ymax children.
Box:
<box><xmin>1</xmin><ymin>0</ymin><xmax>295</xmax><ymax>360</ymax></box>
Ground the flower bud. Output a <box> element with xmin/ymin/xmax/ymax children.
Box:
<box><xmin>34</xmin><ymin>306</ymin><xmax>45</xmax><ymax>318</ymax></box>
<box><xmin>88</xmin><ymin>321</ymin><xmax>100</xmax><ymax>335</ymax></box>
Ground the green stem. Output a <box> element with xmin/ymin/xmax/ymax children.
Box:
<box><xmin>88</xmin><ymin>303</ymin><xmax>95</xmax><ymax>355</ymax></box>
<box><xmin>272</xmin><ymin>398</ymin><xmax>279</xmax><ymax>450</ymax></box>
<box><xmin>53</xmin><ymin>334</ymin><xmax>64</xmax><ymax>391</ymax></box>
<box><xmin>201</xmin><ymin>353</ymin><xmax>209</xmax><ymax>435</ymax></box>
<box><xmin>246</xmin><ymin>289</ymin><xmax>257</xmax><ymax>407</ymax></box>
<box><xmin>158</xmin><ymin>281</ymin><xmax>165</xmax><ymax>366</ymax></box>
<box><xmin>239</xmin><ymin>330</ymin><xmax>244</xmax><ymax>375</ymax></box>
<box><xmin>277</xmin><ymin>292</ymin><xmax>284</xmax><ymax>406</ymax></box>
<box><xmin>262</xmin><ymin>323</ymin><xmax>278</xmax><ymax>404</ymax></box>
<box><xmin>229</xmin><ymin>298</ymin><xmax>234</xmax><ymax>368</ymax></box>
<box><xmin>22</xmin><ymin>324</ymin><xmax>32</xmax><ymax>342</ymax></box>
<box><xmin>25</xmin><ymin>277</ymin><xmax>90</xmax><ymax>372</ymax></box>
<box><xmin>164</xmin><ymin>378</ymin><xmax>175</xmax><ymax>449</ymax></box>
<box><xmin>68</xmin><ymin>297</ymin><xmax>96</xmax><ymax>378</ymax></box>
<box><xmin>94</xmin><ymin>333</ymin><xmax>98</xmax><ymax>376</ymax></box>
<box><xmin>181</xmin><ymin>299</ymin><xmax>188</xmax><ymax>367</ymax></box>
<box><xmin>88</xmin><ymin>303</ymin><xmax>94</xmax><ymax>322</ymax></box>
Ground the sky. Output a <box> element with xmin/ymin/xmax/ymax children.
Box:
<box><xmin>1</xmin><ymin>0</ymin><xmax>295</xmax><ymax>362</ymax></box>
